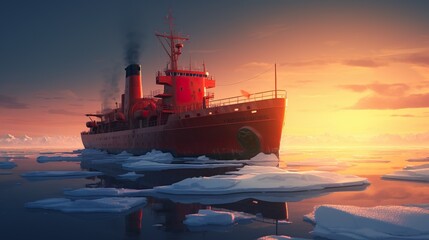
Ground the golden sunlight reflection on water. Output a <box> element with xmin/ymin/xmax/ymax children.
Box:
<box><xmin>279</xmin><ymin>147</ymin><xmax>429</xmax><ymax>175</ymax></box>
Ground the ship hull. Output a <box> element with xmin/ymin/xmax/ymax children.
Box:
<box><xmin>81</xmin><ymin>98</ymin><xmax>285</xmax><ymax>159</ymax></box>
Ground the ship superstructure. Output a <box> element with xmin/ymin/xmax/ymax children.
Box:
<box><xmin>81</xmin><ymin>16</ymin><xmax>286</xmax><ymax>159</ymax></box>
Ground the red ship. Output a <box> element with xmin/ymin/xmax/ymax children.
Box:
<box><xmin>81</xmin><ymin>17</ymin><xmax>286</xmax><ymax>160</ymax></box>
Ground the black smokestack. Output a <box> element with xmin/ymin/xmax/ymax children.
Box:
<box><xmin>124</xmin><ymin>32</ymin><xmax>142</xmax><ymax>65</ymax></box>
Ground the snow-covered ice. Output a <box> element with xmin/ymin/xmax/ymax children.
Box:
<box><xmin>257</xmin><ymin>236</ymin><xmax>310</xmax><ymax>240</ymax></box>
<box><xmin>0</xmin><ymin>161</ymin><xmax>17</xmax><ymax>169</ymax></box>
<box><xmin>21</xmin><ymin>171</ymin><xmax>103</xmax><ymax>180</ymax></box>
<box><xmin>37</xmin><ymin>156</ymin><xmax>82</xmax><ymax>163</ymax></box>
<box><xmin>305</xmin><ymin>204</ymin><xmax>429</xmax><ymax>240</ymax></box>
<box><xmin>184</xmin><ymin>209</ymin><xmax>254</xmax><ymax>227</ymax></box>
<box><xmin>64</xmin><ymin>188</ymin><xmax>152</xmax><ymax>197</ymax></box>
<box><xmin>25</xmin><ymin>197</ymin><xmax>147</xmax><ymax>213</ymax></box>
<box><xmin>123</xmin><ymin>161</ymin><xmax>242</xmax><ymax>171</ymax></box>
<box><xmin>154</xmin><ymin>166</ymin><xmax>369</xmax><ymax>195</ymax></box>
<box><xmin>382</xmin><ymin>164</ymin><xmax>429</xmax><ymax>182</ymax></box>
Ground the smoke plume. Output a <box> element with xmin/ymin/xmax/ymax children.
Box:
<box><xmin>100</xmin><ymin>67</ymin><xmax>120</xmax><ymax>111</ymax></box>
<box><xmin>124</xmin><ymin>31</ymin><xmax>142</xmax><ymax>65</ymax></box>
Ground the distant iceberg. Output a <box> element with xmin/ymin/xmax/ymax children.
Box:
<box><xmin>25</xmin><ymin>197</ymin><xmax>146</xmax><ymax>213</ymax></box>
<box><xmin>305</xmin><ymin>204</ymin><xmax>429</xmax><ymax>240</ymax></box>
<box><xmin>0</xmin><ymin>133</ymin><xmax>82</xmax><ymax>148</ymax></box>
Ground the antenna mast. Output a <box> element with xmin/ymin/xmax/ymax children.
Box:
<box><xmin>155</xmin><ymin>12</ymin><xmax>189</xmax><ymax>71</ymax></box>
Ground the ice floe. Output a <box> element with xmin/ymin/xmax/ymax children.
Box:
<box><xmin>152</xmin><ymin>185</ymin><xmax>368</xmax><ymax>205</ymax></box>
<box><xmin>25</xmin><ymin>197</ymin><xmax>147</xmax><ymax>213</ymax></box>
<box><xmin>37</xmin><ymin>156</ymin><xmax>82</xmax><ymax>163</ymax></box>
<box><xmin>382</xmin><ymin>164</ymin><xmax>429</xmax><ymax>182</ymax></box>
<box><xmin>407</xmin><ymin>157</ymin><xmax>429</xmax><ymax>162</ymax></box>
<box><xmin>257</xmin><ymin>236</ymin><xmax>310</xmax><ymax>240</ymax></box>
<box><xmin>154</xmin><ymin>166</ymin><xmax>369</xmax><ymax>195</ymax></box>
<box><xmin>184</xmin><ymin>209</ymin><xmax>254</xmax><ymax>227</ymax></box>
<box><xmin>116</xmin><ymin>172</ymin><xmax>144</xmax><ymax>180</ymax></box>
<box><xmin>64</xmin><ymin>188</ymin><xmax>151</xmax><ymax>197</ymax></box>
<box><xmin>21</xmin><ymin>171</ymin><xmax>103</xmax><ymax>180</ymax></box>
<box><xmin>123</xmin><ymin>161</ymin><xmax>242</xmax><ymax>171</ymax></box>
<box><xmin>404</xmin><ymin>163</ymin><xmax>429</xmax><ymax>170</ymax></box>
<box><xmin>127</xmin><ymin>150</ymin><xmax>174</xmax><ymax>163</ymax></box>
<box><xmin>305</xmin><ymin>204</ymin><xmax>429</xmax><ymax>240</ymax></box>
<box><xmin>0</xmin><ymin>161</ymin><xmax>17</xmax><ymax>169</ymax></box>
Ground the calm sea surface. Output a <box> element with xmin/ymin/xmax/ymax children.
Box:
<box><xmin>0</xmin><ymin>147</ymin><xmax>428</xmax><ymax>240</ymax></box>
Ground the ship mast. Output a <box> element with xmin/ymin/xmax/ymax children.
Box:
<box><xmin>156</xmin><ymin>13</ymin><xmax>189</xmax><ymax>71</ymax></box>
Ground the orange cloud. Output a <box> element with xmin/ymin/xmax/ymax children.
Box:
<box><xmin>350</xmin><ymin>93</ymin><xmax>429</xmax><ymax>109</ymax></box>
<box><xmin>342</xmin><ymin>59</ymin><xmax>387</xmax><ymax>68</ymax></box>
<box><xmin>394</xmin><ymin>51</ymin><xmax>429</xmax><ymax>67</ymax></box>
<box><xmin>339</xmin><ymin>83</ymin><xmax>410</xmax><ymax>96</ymax></box>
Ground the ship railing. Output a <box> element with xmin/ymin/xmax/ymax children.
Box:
<box><xmin>156</xmin><ymin>70</ymin><xmax>214</xmax><ymax>79</ymax></box>
<box><xmin>207</xmin><ymin>90</ymin><xmax>286</xmax><ymax>108</ymax></box>
<box><xmin>158</xmin><ymin>90</ymin><xmax>286</xmax><ymax>114</ymax></box>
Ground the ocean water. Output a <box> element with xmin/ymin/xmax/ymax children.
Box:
<box><xmin>0</xmin><ymin>147</ymin><xmax>428</xmax><ymax>240</ymax></box>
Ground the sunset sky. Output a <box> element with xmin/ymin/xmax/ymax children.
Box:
<box><xmin>1</xmin><ymin>0</ymin><xmax>429</xmax><ymax>146</ymax></box>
